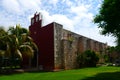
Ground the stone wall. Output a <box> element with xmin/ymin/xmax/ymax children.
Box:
<box><xmin>62</xmin><ymin>30</ymin><xmax>80</xmax><ymax>69</ymax></box>
<box><xmin>53</xmin><ymin>22</ymin><xmax>64</xmax><ymax>70</ymax></box>
<box><xmin>60</xmin><ymin>29</ymin><xmax>108</xmax><ymax>69</ymax></box>
<box><xmin>53</xmin><ymin>23</ymin><xmax>108</xmax><ymax>70</ymax></box>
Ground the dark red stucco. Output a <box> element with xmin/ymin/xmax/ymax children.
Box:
<box><xmin>29</xmin><ymin>13</ymin><xmax>55</xmax><ymax>71</ymax></box>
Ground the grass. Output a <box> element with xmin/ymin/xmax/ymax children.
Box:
<box><xmin>0</xmin><ymin>66</ymin><xmax>120</xmax><ymax>80</ymax></box>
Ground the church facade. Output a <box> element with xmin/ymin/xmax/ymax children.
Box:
<box><xmin>29</xmin><ymin>13</ymin><xmax>107</xmax><ymax>71</ymax></box>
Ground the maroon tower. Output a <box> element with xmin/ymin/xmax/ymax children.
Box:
<box><xmin>29</xmin><ymin>13</ymin><xmax>55</xmax><ymax>71</ymax></box>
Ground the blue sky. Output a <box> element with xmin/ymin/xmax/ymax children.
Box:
<box><xmin>0</xmin><ymin>0</ymin><xmax>115</xmax><ymax>46</ymax></box>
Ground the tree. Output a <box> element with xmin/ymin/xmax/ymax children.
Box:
<box><xmin>0</xmin><ymin>27</ymin><xmax>8</xmax><ymax>51</ymax></box>
<box><xmin>0</xmin><ymin>27</ymin><xmax>8</xmax><ymax>69</ymax></box>
<box><xmin>0</xmin><ymin>25</ymin><xmax>38</xmax><ymax>71</ymax></box>
<box><xmin>8</xmin><ymin>25</ymin><xmax>38</xmax><ymax>68</ymax></box>
<box><xmin>94</xmin><ymin>0</ymin><xmax>120</xmax><ymax>46</ymax></box>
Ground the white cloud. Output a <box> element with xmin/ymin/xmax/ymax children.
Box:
<box><xmin>1</xmin><ymin>0</ymin><xmax>41</xmax><ymax>15</ymax></box>
<box><xmin>70</xmin><ymin>4</ymin><xmax>92</xmax><ymax>18</ymax></box>
<box><xmin>40</xmin><ymin>11</ymin><xmax>74</xmax><ymax>31</ymax></box>
<box><xmin>52</xmin><ymin>14</ymin><xmax>74</xmax><ymax>30</ymax></box>
<box><xmin>49</xmin><ymin>0</ymin><xmax>58</xmax><ymax>6</ymax></box>
<box><xmin>74</xmin><ymin>24</ymin><xmax>116</xmax><ymax>46</ymax></box>
<box><xmin>67</xmin><ymin>3</ymin><xmax>115</xmax><ymax>46</ymax></box>
<box><xmin>66</xmin><ymin>1</ymin><xmax>73</xmax><ymax>6</ymax></box>
<box><xmin>0</xmin><ymin>0</ymin><xmax>116</xmax><ymax>46</ymax></box>
<box><xmin>38</xmin><ymin>6</ymin><xmax>116</xmax><ymax>46</ymax></box>
<box><xmin>68</xmin><ymin>4</ymin><xmax>94</xmax><ymax>38</ymax></box>
<box><xmin>71</xmin><ymin>5</ymin><xmax>88</xmax><ymax>13</ymax></box>
<box><xmin>2</xmin><ymin>0</ymin><xmax>21</xmax><ymax>14</ymax></box>
<box><xmin>40</xmin><ymin>10</ymin><xmax>54</xmax><ymax>26</ymax></box>
<box><xmin>70</xmin><ymin>4</ymin><xmax>93</xmax><ymax>25</ymax></box>
<box><xmin>0</xmin><ymin>0</ymin><xmax>42</xmax><ymax>29</ymax></box>
<box><xmin>64</xmin><ymin>0</ymin><xmax>73</xmax><ymax>7</ymax></box>
<box><xmin>0</xmin><ymin>12</ymin><xmax>15</xmax><ymax>29</ymax></box>
<box><xmin>18</xmin><ymin>0</ymin><xmax>41</xmax><ymax>12</ymax></box>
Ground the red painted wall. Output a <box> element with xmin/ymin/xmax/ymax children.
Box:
<box><xmin>37</xmin><ymin>23</ymin><xmax>54</xmax><ymax>71</ymax></box>
<box><xmin>29</xmin><ymin>14</ymin><xmax>55</xmax><ymax>71</ymax></box>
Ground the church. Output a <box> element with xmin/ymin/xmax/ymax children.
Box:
<box><xmin>29</xmin><ymin>13</ymin><xmax>107</xmax><ymax>71</ymax></box>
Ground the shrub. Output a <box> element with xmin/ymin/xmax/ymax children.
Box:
<box><xmin>104</xmin><ymin>54</ymin><xmax>110</xmax><ymax>63</ymax></box>
<box><xmin>77</xmin><ymin>50</ymin><xmax>99</xmax><ymax>68</ymax></box>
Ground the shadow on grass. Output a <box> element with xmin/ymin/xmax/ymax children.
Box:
<box><xmin>82</xmin><ymin>72</ymin><xmax>120</xmax><ymax>80</ymax></box>
<box><xmin>0</xmin><ymin>69</ymin><xmax>47</xmax><ymax>76</ymax></box>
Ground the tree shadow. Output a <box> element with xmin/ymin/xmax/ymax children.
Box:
<box><xmin>0</xmin><ymin>68</ymin><xmax>47</xmax><ymax>76</ymax></box>
<box><xmin>82</xmin><ymin>72</ymin><xmax>120</xmax><ymax>80</ymax></box>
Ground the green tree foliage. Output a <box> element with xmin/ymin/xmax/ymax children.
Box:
<box><xmin>77</xmin><ymin>50</ymin><xmax>99</xmax><ymax>68</ymax></box>
<box><xmin>94</xmin><ymin>0</ymin><xmax>120</xmax><ymax>46</ymax></box>
<box><xmin>0</xmin><ymin>25</ymin><xmax>38</xmax><ymax>71</ymax></box>
<box><xmin>106</xmin><ymin>46</ymin><xmax>120</xmax><ymax>62</ymax></box>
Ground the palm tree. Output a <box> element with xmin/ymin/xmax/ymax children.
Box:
<box><xmin>0</xmin><ymin>27</ymin><xmax>9</xmax><ymax>69</ymax></box>
<box><xmin>0</xmin><ymin>25</ymin><xmax>38</xmax><ymax>70</ymax></box>
<box><xmin>8</xmin><ymin>24</ymin><xmax>38</xmax><ymax>68</ymax></box>
<box><xmin>0</xmin><ymin>27</ymin><xmax>8</xmax><ymax>51</ymax></box>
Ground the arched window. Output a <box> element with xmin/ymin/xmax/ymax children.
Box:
<box><xmin>31</xmin><ymin>18</ymin><xmax>34</xmax><ymax>25</ymax></box>
<box><xmin>36</xmin><ymin>16</ymin><xmax>39</xmax><ymax>22</ymax></box>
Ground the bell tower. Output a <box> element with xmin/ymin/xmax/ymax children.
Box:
<box><xmin>31</xmin><ymin>12</ymin><xmax>42</xmax><ymax>26</ymax></box>
<box><xmin>29</xmin><ymin>12</ymin><xmax>43</xmax><ymax>44</ymax></box>
<box><xmin>30</xmin><ymin>12</ymin><xmax>42</xmax><ymax>27</ymax></box>
<box><xmin>29</xmin><ymin>12</ymin><xmax>43</xmax><ymax>68</ymax></box>
<box><xmin>29</xmin><ymin>12</ymin><xmax>43</xmax><ymax>32</ymax></box>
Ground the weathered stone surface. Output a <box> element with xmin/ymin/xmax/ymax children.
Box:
<box><xmin>54</xmin><ymin>24</ymin><xmax>107</xmax><ymax>69</ymax></box>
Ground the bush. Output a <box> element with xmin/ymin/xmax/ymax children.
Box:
<box><xmin>77</xmin><ymin>50</ymin><xmax>99</xmax><ymax>68</ymax></box>
<box><xmin>104</xmin><ymin>54</ymin><xmax>110</xmax><ymax>63</ymax></box>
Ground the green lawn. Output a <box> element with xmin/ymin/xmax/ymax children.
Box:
<box><xmin>0</xmin><ymin>66</ymin><xmax>120</xmax><ymax>80</ymax></box>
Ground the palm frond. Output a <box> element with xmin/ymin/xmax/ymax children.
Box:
<box><xmin>15</xmin><ymin>49</ymin><xmax>23</xmax><ymax>60</ymax></box>
<box><xmin>19</xmin><ymin>45</ymin><xmax>34</xmax><ymax>58</ymax></box>
<box><xmin>0</xmin><ymin>50</ymin><xmax>5</xmax><ymax>57</ymax></box>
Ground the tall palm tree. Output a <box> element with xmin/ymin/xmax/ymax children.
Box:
<box><xmin>0</xmin><ymin>27</ymin><xmax>8</xmax><ymax>68</ymax></box>
<box><xmin>8</xmin><ymin>24</ymin><xmax>38</xmax><ymax>68</ymax></box>
<box><xmin>0</xmin><ymin>25</ymin><xmax>38</xmax><ymax>69</ymax></box>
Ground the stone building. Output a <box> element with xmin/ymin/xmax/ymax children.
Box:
<box><xmin>29</xmin><ymin>13</ymin><xmax>107</xmax><ymax>71</ymax></box>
